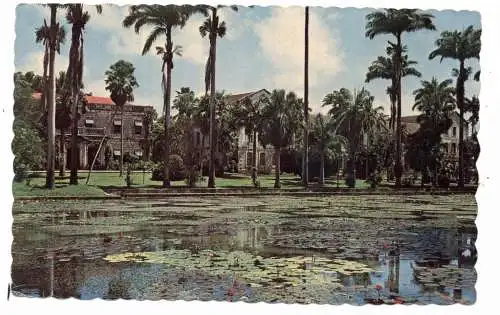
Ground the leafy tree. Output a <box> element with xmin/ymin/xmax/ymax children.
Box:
<box><xmin>123</xmin><ymin>4</ymin><xmax>201</xmax><ymax>188</ymax></box>
<box><xmin>365</xmin><ymin>9</ymin><xmax>436</xmax><ymax>188</ymax></box>
<box><xmin>259</xmin><ymin>90</ymin><xmax>303</xmax><ymax>188</ymax></box>
<box><xmin>429</xmin><ymin>25</ymin><xmax>481</xmax><ymax>188</ymax></box>
<box><xmin>173</xmin><ymin>87</ymin><xmax>201</xmax><ymax>186</ymax></box>
<box><xmin>104</xmin><ymin>60</ymin><xmax>139</xmax><ymax>176</ymax></box>
<box><xmin>12</xmin><ymin>73</ymin><xmax>45</xmax><ymax>181</ymax></box>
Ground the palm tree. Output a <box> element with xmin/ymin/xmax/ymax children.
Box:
<box><xmin>365</xmin><ymin>45</ymin><xmax>421</xmax><ymax>131</ymax></box>
<box><xmin>259</xmin><ymin>90</ymin><xmax>303</xmax><ymax>189</ymax></box>
<box><xmin>303</xmin><ymin>6</ymin><xmax>310</xmax><ymax>187</ymax></box>
<box><xmin>323</xmin><ymin>88</ymin><xmax>386</xmax><ymax>187</ymax></box>
<box><xmin>465</xmin><ymin>96</ymin><xmax>479</xmax><ymax>134</ymax></box>
<box><xmin>429</xmin><ymin>25</ymin><xmax>481</xmax><ymax>188</ymax></box>
<box><xmin>123</xmin><ymin>5</ymin><xmax>200</xmax><ymax>188</ymax></box>
<box><xmin>411</xmin><ymin>78</ymin><xmax>456</xmax><ymax>184</ymax></box>
<box><xmin>365</xmin><ymin>9</ymin><xmax>436</xmax><ymax>188</ymax></box>
<box><xmin>104</xmin><ymin>60</ymin><xmax>139</xmax><ymax>177</ymax></box>
<box><xmin>43</xmin><ymin>4</ymin><xmax>65</xmax><ymax>189</ymax></box>
<box><xmin>35</xmin><ymin>20</ymin><xmax>65</xmax><ymax>112</ymax></box>
<box><xmin>65</xmin><ymin>4</ymin><xmax>103</xmax><ymax>185</ymax></box>
<box><xmin>309</xmin><ymin>113</ymin><xmax>347</xmax><ymax>186</ymax></box>
<box><xmin>199</xmin><ymin>5</ymin><xmax>238</xmax><ymax>188</ymax></box>
<box><xmin>412</xmin><ymin>78</ymin><xmax>456</xmax><ymax>128</ymax></box>
<box><xmin>232</xmin><ymin>96</ymin><xmax>266</xmax><ymax>186</ymax></box>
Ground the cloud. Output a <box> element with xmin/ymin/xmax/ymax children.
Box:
<box><xmin>253</xmin><ymin>7</ymin><xmax>344</xmax><ymax>104</ymax></box>
<box><xmin>83</xmin><ymin>78</ymin><xmax>107</xmax><ymax>97</ymax></box>
<box><xmin>93</xmin><ymin>4</ymin><xmax>208</xmax><ymax>66</ymax></box>
<box><xmin>16</xmin><ymin>51</ymin><xmax>70</xmax><ymax>75</ymax></box>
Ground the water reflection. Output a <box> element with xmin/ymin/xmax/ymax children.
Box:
<box><xmin>11</xmin><ymin>200</ymin><xmax>477</xmax><ymax>304</ymax></box>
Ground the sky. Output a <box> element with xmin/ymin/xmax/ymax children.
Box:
<box><xmin>14</xmin><ymin>4</ymin><xmax>481</xmax><ymax>117</ymax></box>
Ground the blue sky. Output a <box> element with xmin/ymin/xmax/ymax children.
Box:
<box><xmin>14</xmin><ymin>4</ymin><xmax>481</xmax><ymax>116</ymax></box>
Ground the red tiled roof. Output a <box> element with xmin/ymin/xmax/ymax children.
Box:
<box><xmin>32</xmin><ymin>92</ymin><xmax>149</xmax><ymax>107</ymax></box>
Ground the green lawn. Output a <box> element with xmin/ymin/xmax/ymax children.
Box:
<box><xmin>13</xmin><ymin>171</ymin><xmax>371</xmax><ymax>197</ymax></box>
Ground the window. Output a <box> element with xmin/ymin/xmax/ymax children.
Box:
<box><xmin>113</xmin><ymin>120</ymin><xmax>122</xmax><ymax>134</ymax></box>
<box><xmin>134</xmin><ymin>150</ymin><xmax>143</xmax><ymax>157</ymax></box>
<box><xmin>84</xmin><ymin>119</ymin><xmax>95</xmax><ymax>127</ymax></box>
<box><xmin>452</xmin><ymin>127</ymin><xmax>457</xmax><ymax>137</ymax></box>
<box><xmin>451</xmin><ymin>143</ymin><xmax>456</xmax><ymax>155</ymax></box>
<box><xmin>134</xmin><ymin>120</ymin><xmax>143</xmax><ymax>135</ymax></box>
<box><xmin>113</xmin><ymin>150</ymin><xmax>121</xmax><ymax>160</ymax></box>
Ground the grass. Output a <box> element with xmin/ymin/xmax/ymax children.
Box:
<box><xmin>13</xmin><ymin>171</ymin><xmax>372</xmax><ymax>197</ymax></box>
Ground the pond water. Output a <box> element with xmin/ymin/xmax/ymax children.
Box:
<box><xmin>11</xmin><ymin>194</ymin><xmax>477</xmax><ymax>304</ymax></box>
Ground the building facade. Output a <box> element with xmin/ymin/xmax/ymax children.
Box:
<box><xmin>34</xmin><ymin>93</ymin><xmax>155</xmax><ymax>170</ymax></box>
<box><xmin>401</xmin><ymin>112</ymin><xmax>469</xmax><ymax>161</ymax></box>
<box><xmin>229</xmin><ymin>89</ymin><xmax>275</xmax><ymax>174</ymax></box>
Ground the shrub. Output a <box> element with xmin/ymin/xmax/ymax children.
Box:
<box><xmin>345</xmin><ymin>172</ymin><xmax>356</xmax><ymax>188</ymax></box>
<box><xmin>14</xmin><ymin>163</ymin><xmax>29</xmax><ymax>183</ymax></box>
<box><xmin>437</xmin><ymin>174</ymin><xmax>450</xmax><ymax>188</ymax></box>
<box><xmin>125</xmin><ymin>164</ymin><xmax>133</xmax><ymax>187</ymax></box>
<box><xmin>185</xmin><ymin>168</ymin><xmax>201</xmax><ymax>187</ymax></box>
<box><xmin>151</xmin><ymin>154</ymin><xmax>186</xmax><ymax>181</ymax></box>
<box><xmin>366</xmin><ymin>171</ymin><xmax>383</xmax><ymax>189</ymax></box>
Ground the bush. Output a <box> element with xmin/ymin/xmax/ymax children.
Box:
<box><xmin>366</xmin><ymin>171</ymin><xmax>382</xmax><ymax>189</ymax></box>
<box><xmin>14</xmin><ymin>163</ymin><xmax>29</xmax><ymax>183</ymax></box>
<box><xmin>345</xmin><ymin>172</ymin><xmax>356</xmax><ymax>188</ymax></box>
<box><xmin>437</xmin><ymin>174</ymin><xmax>450</xmax><ymax>188</ymax></box>
<box><xmin>151</xmin><ymin>155</ymin><xmax>186</xmax><ymax>181</ymax></box>
<box><xmin>185</xmin><ymin>167</ymin><xmax>201</xmax><ymax>187</ymax></box>
<box><xmin>125</xmin><ymin>164</ymin><xmax>133</xmax><ymax>187</ymax></box>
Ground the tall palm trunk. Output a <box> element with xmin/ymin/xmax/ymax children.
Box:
<box><xmin>163</xmin><ymin>27</ymin><xmax>173</xmax><ymax>188</ymax></box>
<box><xmin>274</xmin><ymin>146</ymin><xmax>281</xmax><ymax>189</ymax></box>
<box><xmin>119</xmin><ymin>105</ymin><xmax>124</xmax><ymax>177</ymax></box>
<box><xmin>457</xmin><ymin>60</ymin><xmax>465</xmax><ymax>188</ymax></box>
<box><xmin>394</xmin><ymin>34</ymin><xmax>403</xmax><ymax>189</ymax></box>
<box><xmin>252</xmin><ymin>129</ymin><xmax>257</xmax><ymax>185</ymax></box>
<box><xmin>208</xmin><ymin>8</ymin><xmax>218</xmax><ymax>188</ymax></box>
<box><xmin>41</xmin><ymin>44</ymin><xmax>49</xmax><ymax>111</ymax></box>
<box><xmin>69</xmin><ymin>25</ymin><xmax>83</xmax><ymax>185</ymax></box>
<box><xmin>45</xmin><ymin>5</ymin><xmax>57</xmax><ymax>189</ymax></box>
<box><xmin>59</xmin><ymin>129</ymin><xmax>66</xmax><ymax>177</ymax></box>
<box><xmin>199</xmin><ymin>136</ymin><xmax>205</xmax><ymax>174</ymax></box>
<box><xmin>319</xmin><ymin>151</ymin><xmax>325</xmax><ymax>186</ymax></box>
<box><xmin>303</xmin><ymin>6</ymin><xmax>309</xmax><ymax>187</ymax></box>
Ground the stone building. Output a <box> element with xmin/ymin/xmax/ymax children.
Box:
<box><xmin>34</xmin><ymin>93</ymin><xmax>155</xmax><ymax>170</ymax></box>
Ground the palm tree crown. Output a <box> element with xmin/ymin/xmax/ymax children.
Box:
<box><xmin>104</xmin><ymin>60</ymin><xmax>139</xmax><ymax>106</ymax></box>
